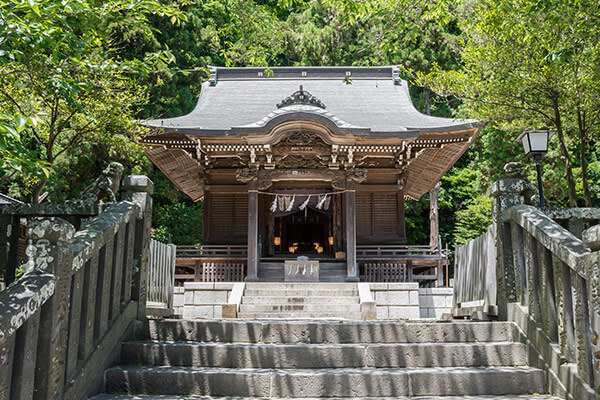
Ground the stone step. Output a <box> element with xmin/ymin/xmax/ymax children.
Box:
<box><xmin>314</xmin><ymin>276</ymin><xmax>346</xmax><ymax>282</ymax></box>
<box><xmin>103</xmin><ymin>366</ymin><xmax>546</xmax><ymax>397</ymax></box>
<box><xmin>143</xmin><ymin>320</ymin><xmax>520</xmax><ymax>344</ymax></box>
<box><xmin>237</xmin><ymin>313</ymin><xmax>363</xmax><ymax>319</ymax></box>
<box><xmin>238</xmin><ymin>303</ymin><xmax>362</xmax><ymax>314</ymax></box>
<box><xmin>241</xmin><ymin>296</ymin><xmax>360</xmax><ymax>304</ymax></box>
<box><xmin>121</xmin><ymin>341</ymin><xmax>528</xmax><ymax>369</ymax></box>
<box><xmin>254</xmin><ymin>277</ymin><xmax>349</xmax><ymax>283</ymax></box>
<box><xmin>245</xmin><ymin>283</ymin><xmax>356</xmax><ymax>290</ymax></box>
<box><xmin>92</xmin><ymin>396</ymin><xmax>561</xmax><ymax>400</ymax></box>
<box><xmin>257</xmin><ymin>268</ymin><xmax>346</xmax><ymax>276</ymax></box>
<box><xmin>243</xmin><ymin>289</ymin><xmax>358</xmax><ymax>297</ymax></box>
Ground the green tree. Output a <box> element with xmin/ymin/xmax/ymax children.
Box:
<box><xmin>453</xmin><ymin>195</ymin><xmax>492</xmax><ymax>245</ymax></box>
<box><xmin>0</xmin><ymin>0</ymin><xmax>184</xmax><ymax>202</ymax></box>
<box><xmin>417</xmin><ymin>0</ymin><xmax>600</xmax><ymax>207</ymax></box>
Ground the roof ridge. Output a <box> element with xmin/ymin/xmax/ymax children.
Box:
<box><xmin>208</xmin><ymin>66</ymin><xmax>401</xmax><ymax>85</ymax></box>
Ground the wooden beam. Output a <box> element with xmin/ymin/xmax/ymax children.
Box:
<box><xmin>398</xmin><ymin>191</ymin><xmax>406</xmax><ymax>239</ymax></box>
<box><xmin>206</xmin><ymin>184</ymin><xmax>248</xmax><ymax>193</ymax></box>
<box><xmin>356</xmin><ymin>184</ymin><xmax>401</xmax><ymax>192</ymax></box>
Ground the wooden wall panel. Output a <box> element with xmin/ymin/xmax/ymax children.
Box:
<box><xmin>373</xmin><ymin>194</ymin><xmax>398</xmax><ymax>236</ymax></box>
<box><xmin>356</xmin><ymin>193</ymin><xmax>373</xmax><ymax>237</ymax></box>
<box><xmin>209</xmin><ymin>194</ymin><xmax>234</xmax><ymax>238</ymax></box>
<box><xmin>207</xmin><ymin>193</ymin><xmax>248</xmax><ymax>241</ymax></box>
<box><xmin>356</xmin><ymin>192</ymin><xmax>405</xmax><ymax>243</ymax></box>
<box><xmin>233</xmin><ymin>194</ymin><xmax>249</xmax><ymax>237</ymax></box>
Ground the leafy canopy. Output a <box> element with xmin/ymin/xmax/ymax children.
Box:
<box><xmin>0</xmin><ymin>0</ymin><xmax>184</xmax><ymax>201</ymax></box>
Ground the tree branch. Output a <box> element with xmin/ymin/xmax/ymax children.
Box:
<box><xmin>0</xmin><ymin>87</ymin><xmax>46</xmax><ymax>145</ymax></box>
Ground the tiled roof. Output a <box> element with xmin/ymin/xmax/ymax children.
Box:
<box><xmin>143</xmin><ymin>66</ymin><xmax>477</xmax><ymax>137</ymax></box>
<box><xmin>0</xmin><ymin>193</ymin><xmax>23</xmax><ymax>204</ymax></box>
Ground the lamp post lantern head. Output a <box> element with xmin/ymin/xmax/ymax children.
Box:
<box><xmin>516</xmin><ymin>129</ymin><xmax>554</xmax><ymax>208</ymax></box>
<box><xmin>516</xmin><ymin>129</ymin><xmax>555</xmax><ymax>158</ymax></box>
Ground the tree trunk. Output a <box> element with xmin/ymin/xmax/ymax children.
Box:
<box><xmin>423</xmin><ymin>88</ymin><xmax>431</xmax><ymax>115</ymax></box>
<box><xmin>576</xmin><ymin>108</ymin><xmax>592</xmax><ymax>207</ymax></box>
<box><xmin>31</xmin><ymin>180</ymin><xmax>46</xmax><ymax>204</ymax></box>
<box><xmin>552</xmin><ymin>98</ymin><xmax>578</xmax><ymax>207</ymax></box>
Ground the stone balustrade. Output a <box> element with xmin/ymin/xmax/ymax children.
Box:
<box><xmin>0</xmin><ymin>175</ymin><xmax>152</xmax><ymax>399</ymax></box>
<box><xmin>455</xmin><ymin>165</ymin><xmax>599</xmax><ymax>400</ymax></box>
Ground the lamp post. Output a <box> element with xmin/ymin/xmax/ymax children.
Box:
<box><xmin>516</xmin><ymin>129</ymin><xmax>554</xmax><ymax>208</ymax></box>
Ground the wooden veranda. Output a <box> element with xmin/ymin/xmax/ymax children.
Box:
<box><xmin>174</xmin><ymin>243</ymin><xmax>449</xmax><ymax>286</ymax></box>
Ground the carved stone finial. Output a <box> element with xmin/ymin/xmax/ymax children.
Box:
<box><xmin>504</xmin><ymin>162</ymin><xmax>526</xmax><ymax>179</ymax></box>
<box><xmin>78</xmin><ymin>162</ymin><xmax>124</xmax><ymax>204</ymax></box>
<box><xmin>582</xmin><ymin>225</ymin><xmax>600</xmax><ymax>252</ymax></box>
<box><xmin>277</xmin><ymin>86</ymin><xmax>326</xmax><ymax>109</ymax></box>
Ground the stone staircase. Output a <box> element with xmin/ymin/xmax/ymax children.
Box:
<box><xmin>238</xmin><ymin>282</ymin><xmax>361</xmax><ymax>319</ymax></box>
<box><xmin>91</xmin><ymin>319</ymin><xmax>559</xmax><ymax>399</ymax></box>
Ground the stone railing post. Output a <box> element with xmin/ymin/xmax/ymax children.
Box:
<box><xmin>25</xmin><ymin>217</ymin><xmax>76</xmax><ymax>400</ymax></box>
<box><xmin>121</xmin><ymin>175</ymin><xmax>153</xmax><ymax>320</ymax></box>
<box><xmin>582</xmin><ymin>226</ymin><xmax>600</xmax><ymax>391</ymax></box>
<box><xmin>490</xmin><ymin>162</ymin><xmax>538</xmax><ymax>320</ymax></box>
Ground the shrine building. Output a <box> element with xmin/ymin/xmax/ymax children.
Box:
<box><xmin>142</xmin><ymin>66</ymin><xmax>480</xmax><ymax>286</ymax></box>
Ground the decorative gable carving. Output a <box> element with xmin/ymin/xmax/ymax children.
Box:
<box><xmin>273</xmin><ymin>131</ymin><xmax>331</xmax><ymax>167</ymax></box>
<box><xmin>278</xmin><ymin>154</ymin><xmax>327</xmax><ymax>169</ymax></box>
<box><xmin>277</xmin><ymin>85</ymin><xmax>326</xmax><ymax>109</ymax></box>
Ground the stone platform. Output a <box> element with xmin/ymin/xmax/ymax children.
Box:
<box><xmin>173</xmin><ymin>282</ymin><xmax>453</xmax><ymax>320</ymax></box>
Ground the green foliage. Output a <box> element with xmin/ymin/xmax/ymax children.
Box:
<box><xmin>417</xmin><ymin>0</ymin><xmax>600</xmax><ymax>207</ymax></box>
<box><xmin>4</xmin><ymin>0</ymin><xmax>597</xmax><ymax>248</ymax></box>
<box><xmin>152</xmin><ymin>198</ymin><xmax>204</xmax><ymax>245</ymax></box>
<box><xmin>148</xmin><ymin>169</ymin><xmax>204</xmax><ymax>245</ymax></box>
<box><xmin>0</xmin><ymin>0</ymin><xmax>184</xmax><ymax>202</ymax></box>
<box><xmin>453</xmin><ymin>195</ymin><xmax>492</xmax><ymax>246</ymax></box>
<box><xmin>405</xmin><ymin>196</ymin><xmax>430</xmax><ymax>245</ymax></box>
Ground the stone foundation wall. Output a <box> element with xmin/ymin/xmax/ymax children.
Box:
<box><xmin>177</xmin><ymin>282</ymin><xmax>236</xmax><ymax>318</ymax></box>
<box><xmin>369</xmin><ymin>283</ymin><xmax>420</xmax><ymax>319</ymax></box>
<box><xmin>419</xmin><ymin>288</ymin><xmax>453</xmax><ymax>318</ymax></box>
<box><xmin>174</xmin><ymin>282</ymin><xmax>454</xmax><ymax>320</ymax></box>
<box><xmin>173</xmin><ymin>287</ymin><xmax>184</xmax><ymax>317</ymax></box>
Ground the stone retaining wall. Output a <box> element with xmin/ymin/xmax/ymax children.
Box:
<box><xmin>369</xmin><ymin>283</ymin><xmax>420</xmax><ymax>319</ymax></box>
<box><xmin>173</xmin><ymin>287</ymin><xmax>184</xmax><ymax>317</ymax></box>
<box><xmin>178</xmin><ymin>282</ymin><xmax>237</xmax><ymax>318</ymax></box>
<box><xmin>173</xmin><ymin>282</ymin><xmax>454</xmax><ymax>320</ymax></box>
<box><xmin>419</xmin><ymin>288</ymin><xmax>453</xmax><ymax>318</ymax></box>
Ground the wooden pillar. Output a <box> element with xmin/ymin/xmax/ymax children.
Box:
<box><xmin>397</xmin><ymin>191</ymin><xmax>406</xmax><ymax>241</ymax></box>
<box><xmin>267</xmin><ymin>201</ymin><xmax>275</xmax><ymax>257</ymax></box>
<box><xmin>246</xmin><ymin>180</ymin><xmax>259</xmax><ymax>281</ymax></box>
<box><xmin>333</xmin><ymin>193</ymin><xmax>343</xmax><ymax>252</ymax></box>
<box><xmin>429</xmin><ymin>183</ymin><xmax>440</xmax><ymax>248</ymax></box>
<box><xmin>345</xmin><ymin>180</ymin><xmax>358</xmax><ymax>282</ymax></box>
